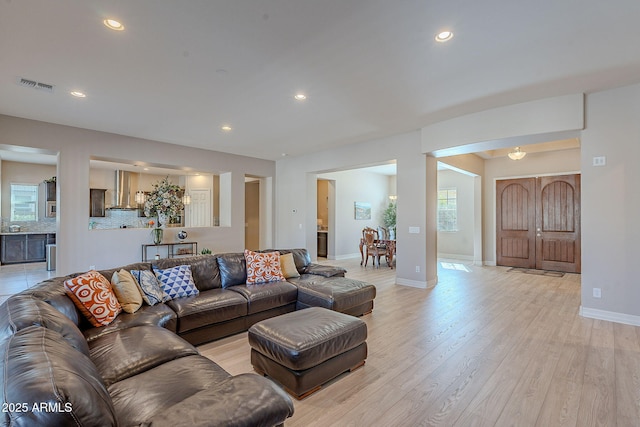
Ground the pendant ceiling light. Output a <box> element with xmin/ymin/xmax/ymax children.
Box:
<box><xmin>135</xmin><ymin>191</ymin><xmax>146</xmax><ymax>204</ymax></box>
<box><xmin>508</xmin><ymin>146</ymin><xmax>526</xmax><ymax>160</ymax></box>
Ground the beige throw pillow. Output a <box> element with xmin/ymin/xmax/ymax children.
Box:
<box><xmin>111</xmin><ymin>269</ymin><xmax>143</xmax><ymax>313</ymax></box>
<box><xmin>280</xmin><ymin>252</ymin><xmax>300</xmax><ymax>279</ymax></box>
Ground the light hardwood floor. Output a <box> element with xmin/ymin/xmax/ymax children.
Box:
<box><xmin>198</xmin><ymin>259</ymin><xmax>640</xmax><ymax>427</ymax></box>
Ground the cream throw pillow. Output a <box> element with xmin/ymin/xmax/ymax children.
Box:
<box><xmin>280</xmin><ymin>252</ymin><xmax>300</xmax><ymax>279</ymax></box>
<box><xmin>111</xmin><ymin>269</ymin><xmax>143</xmax><ymax>313</ymax></box>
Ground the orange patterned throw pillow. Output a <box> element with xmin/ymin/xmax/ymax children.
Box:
<box><xmin>244</xmin><ymin>250</ymin><xmax>285</xmax><ymax>285</ymax></box>
<box><xmin>64</xmin><ymin>271</ymin><xmax>122</xmax><ymax>327</ymax></box>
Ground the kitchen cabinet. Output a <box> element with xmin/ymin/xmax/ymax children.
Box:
<box><xmin>317</xmin><ymin>231</ymin><xmax>328</xmax><ymax>257</ymax></box>
<box><xmin>1</xmin><ymin>235</ymin><xmax>25</xmax><ymax>264</ymax></box>
<box><xmin>45</xmin><ymin>181</ymin><xmax>56</xmax><ymax>201</ymax></box>
<box><xmin>1</xmin><ymin>233</ymin><xmax>56</xmax><ymax>264</ymax></box>
<box><xmin>90</xmin><ymin>189</ymin><xmax>107</xmax><ymax>217</ymax></box>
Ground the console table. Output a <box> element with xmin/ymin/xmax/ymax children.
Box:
<box><xmin>142</xmin><ymin>241</ymin><xmax>198</xmax><ymax>262</ymax></box>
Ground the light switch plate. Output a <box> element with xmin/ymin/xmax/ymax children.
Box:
<box><xmin>409</xmin><ymin>227</ymin><xmax>420</xmax><ymax>234</ymax></box>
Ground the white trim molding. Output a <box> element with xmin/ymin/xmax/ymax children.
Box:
<box><xmin>580</xmin><ymin>306</ymin><xmax>640</xmax><ymax>327</ymax></box>
<box><xmin>396</xmin><ymin>277</ymin><xmax>436</xmax><ymax>289</ymax></box>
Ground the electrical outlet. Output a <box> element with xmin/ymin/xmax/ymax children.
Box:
<box><xmin>415</xmin><ymin>266</ymin><xmax>420</xmax><ymax>273</ymax></box>
<box><xmin>593</xmin><ymin>156</ymin><xmax>606</xmax><ymax>166</ymax></box>
<box><xmin>593</xmin><ymin>288</ymin><xmax>601</xmax><ymax>298</ymax></box>
<box><xmin>89</xmin><ymin>265</ymin><xmax>95</xmax><ymax>270</ymax></box>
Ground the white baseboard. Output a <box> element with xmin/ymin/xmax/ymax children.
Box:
<box><xmin>330</xmin><ymin>253</ymin><xmax>361</xmax><ymax>261</ymax></box>
<box><xmin>396</xmin><ymin>277</ymin><xmax>435</xmax><ymax>289</ymax></box>
<box><xmin>437</xmin><ymin>253</ymin><xmax>474</xmax><ymax>261</ymax></box>
<box><xmin>580</xmin><ymin>306</ymin><xmax>640</xmax><ymax>327</ymax></box>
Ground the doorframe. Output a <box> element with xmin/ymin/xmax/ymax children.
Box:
<box><xmin>491</xmin><ymin>170</ymin><xmax>581</xmax><ymax>266</ymax></box>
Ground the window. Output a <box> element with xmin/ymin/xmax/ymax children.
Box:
<box><xmin>10</xmin><ymin>183</ymin><xmax>39</xmax><ymax>221</ymax></box>
<box><xmin>437</xmin><ymin>188</ymin><xmax>457</xmax><ymax>231</ymax></box>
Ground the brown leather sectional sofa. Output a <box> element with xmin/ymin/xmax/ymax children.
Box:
<box><xmin>0</xmin><ymin>248</ymin><xmax>375</xmax><ymax>426</ymax></box>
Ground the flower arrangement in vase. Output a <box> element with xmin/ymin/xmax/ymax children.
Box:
<box><xmin>144</xmin><ymin>177</ymin><xmax>184</xmax><ymax>244</ymax></box>
<box><xmin>144</xmin><ymin>177</ymin><xmax>184</xmax><ymax>227</ymax></box>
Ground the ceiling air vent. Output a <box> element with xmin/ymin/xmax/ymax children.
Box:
<box><xmin>18</xmin><ymin>77</ymin><xmax>54</xmax><ymax>93</ymax></box>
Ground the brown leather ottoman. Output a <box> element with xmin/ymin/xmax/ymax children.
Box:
<box><xmin>248</xmin><ymin>307</ymin><xmax>368</xmax><ymax>399</ymax></box>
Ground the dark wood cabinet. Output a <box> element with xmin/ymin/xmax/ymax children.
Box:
<box><xmin>1</xmin><ymin>233</ymin><xmax>56</xmax><ymax>264</ymax></box>
<box><xmin>45</xmin><ymin>181</ymin><xmax>56</xmax><ymax>201</ymax></box>
<box><xmin>1</xmin><ymin>235</ymin><xmax>26</xmax><ymax>263</ymax></box>
<box><xmin>90</xmin><ymin>189</ymin><xmax>107</xmax><ymax>217</ymax></box>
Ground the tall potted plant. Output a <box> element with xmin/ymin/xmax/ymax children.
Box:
<box><xmin>382</xmin><ymin>201</ymin><xmax>396</xmax><ymax>240</ymax></box>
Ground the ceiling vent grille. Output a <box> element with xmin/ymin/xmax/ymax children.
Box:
<box><xmin>18</xmin><ymin>77</ymin><xmax>54</xmax><ymax>93</ymax></box>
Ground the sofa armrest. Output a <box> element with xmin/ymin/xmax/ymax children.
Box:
<box><xmin>303</xmin><ymin>263</ymin><xmax>346</xmax><ymax>277</ymax></box>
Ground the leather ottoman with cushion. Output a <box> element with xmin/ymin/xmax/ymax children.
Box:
<box><xmin>248</xmin><ymin>307</ymin><xmax>368</xmax><ymax>399</ymax></box>
<box><xmin>288</xmin><ymin>275</ymin><xmax>377</xmax><ymax>316</ymax></box>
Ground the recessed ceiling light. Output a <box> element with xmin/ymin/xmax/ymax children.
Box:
<box><xmin>435</xmin><ymin>30</ymin><xmax>453</xmax><ymax>42</ymax></box>
<box><xmin>221</xmin><ymin>125</ymin><xmax>232</xmax><ymax>132</ymax></box>
<box><xmin>70</xmin><ymin>91</ymin><xmax>86</xmax><ymax>98</ymax></box>
<box><xmin>294</xmin><ymin>93</ymin><xmax>307</xmax><ymax>101</ymax></box>
<box><xmin>103</xmin><ymin>19</ymin><xmax>125</xmax><ymax>31</ymax></box>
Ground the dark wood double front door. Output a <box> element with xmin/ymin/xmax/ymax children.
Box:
<box><xmin>496</xmin><ymin>174</ymin><xmax>581</xmax><ymax>273</ymax></box>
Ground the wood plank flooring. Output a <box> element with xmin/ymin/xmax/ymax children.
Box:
<box><xmin>198</xmin><ymin>259</ymin><xmax>640</xmax><ymax>427</ymax></box>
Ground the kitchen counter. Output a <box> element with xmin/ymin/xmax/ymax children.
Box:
<box><xmin>0</xmin><ymin>231</ymin><xmax>56</xmax><ymax>235</ymax></box>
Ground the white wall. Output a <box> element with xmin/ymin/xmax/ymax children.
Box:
<box><xmin>276</xmin><ymin>131</ymin><xmax>432</xmax><ymax>288</ymax></box>
<box><xmin>318</xmin><ymin>169</ymin><xmax>392</xmax><ymax>259</ymax></box>
<box><xmin>0</xmin><ymin>115</ymin><xmax>275</xmax><ymax>275</ymax></box>
<box><xmin>437</xmin><ymin>169</ymin><xmax>475</xmax><ymax>259</ymax></box>
<box><xmin>580</xmin><ymin>83</ymin><xmax>640</xmax><ymax>322</ymax></box>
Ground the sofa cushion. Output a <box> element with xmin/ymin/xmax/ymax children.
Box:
<box><xmin>303</xmin><ymin>263</ymin><xmax>347</xmax><ymax>277</ymax></box>
<box><xmin>0</xmin><ymin>295</ymin><xmax>90</xmax><ymax>356</ymax></box>
<box><xmin>108</xmin><ymin>355</ymin><xmax>231</xmax><ymax>426</ymax></box>
<box><xmin>64</xmin><ymin>271</ymin><xmax>122</xmax><ymax>327</ymax></box>
<box><xmin>111</xmin><ymin>269</ymin><xmax>143</xmax><ymax>313</ymax></box>
<box><xmin>98</xmin><ymin>262</ymin><xmax>152</xmax><ymax>283</ymax></box>
<box><xmin>154</xmin><ymin>264</ymin><xmax>200</xmax><ymax>300</ymax></box>
<box><xmin>264</xmin><ymin>248</ymin><xmax>311</xmax><ymax>273</ymax></box>
<box><xmin>228</xmin><ymin>281</ymin><xmax>298</xmax><ymax>315</ymax></box>
<box><xmin>244</xmin><ymin>249</ymin><xmax>285</xmax><ymax>285</ymax></box>
<box><xmin>216</xmin><ymin>253</ymin><xmax>247</xmax><ymax>288</ymax></box>
<box><xmin>0</xmin><ymin>326</ymin><xmax>117</xmax><ymax>427</ymax></box>
<box><xmin>140</xmin><ymin>374</ymin><xmax>295</xmax><ymax>427</ymax></box>
<box><xmin>279</xmin><ymin>252</ymin><xmax>301</xmax><ymax>279</ymax></box>
<box><xmin>83</xmin><ymin>303</ymin><xmax>178</xmax><ymax>343</ymax></box>
<box><xmin>290</xmin><ymin>275</ymin><xmax>376</xmax><ymax>314</ymax></box>
<box><xmin>89</xmin><ymin>325</ymin><xmax>199</xmax><ymax>387</ymax></box>
<box><xmin>20</xmin><ymin>276</ymin><xmax>83</xmax><ymax>326</ymax></box>
<box><xmin>131</xmin><ymin>269</ymin><xmax>166</xmax><ymax>305</ymax></box>
<box><xmin>165</xmin><ymin>288</ymin><xmax>248</xmax><ymax>333</ymax></box>
<box><xmin>153</xmin><ymin>255</ymin><xmax>222</xmax><ymax>291</ymax></box>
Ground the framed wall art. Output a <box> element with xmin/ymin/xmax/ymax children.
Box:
<box><xmin>354</xmin><ymin>202</ymin><xmax>371</xmax><ymax>220</ymax></box>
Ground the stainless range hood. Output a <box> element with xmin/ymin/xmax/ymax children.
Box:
<box><xmin>110</xmin><ymin>170</ymin><xmax>137</xmax><ymax>210</ymax></box>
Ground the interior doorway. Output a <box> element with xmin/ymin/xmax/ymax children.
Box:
<box><xmin>245</xmin><ymin>179</ymin><xmax>260</xmax><ymax>250</ymax></box>
<box><xmin>496</xmin><ymin>174</ymin><xmax>581</xmax><ymax>273</ymax></box>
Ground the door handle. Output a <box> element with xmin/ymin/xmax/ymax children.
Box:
<box><xmin>536</xmin><ymin>233</ymin><xmax>541</xmax><ymax>237</ymax></box>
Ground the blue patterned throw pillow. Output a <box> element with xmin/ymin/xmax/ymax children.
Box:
<box><xmin>154</xmin><ymin>265</ymin><xmax>199</xmax><ymax>300</ymax></box>
<box><xmin>130</xmin><ymin>269</ymin><xmax>166</xmax><ymax>306</ymax></box>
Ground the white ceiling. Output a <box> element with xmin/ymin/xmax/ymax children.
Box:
<box><xmin>1</xmin><ymin>1</ymin><xmax>639</xmax><ymax>161</ymax></box>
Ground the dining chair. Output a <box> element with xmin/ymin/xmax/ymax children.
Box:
<box><xmin>362</xmin><ymin>227</ymin><xmax>386</xmax><ymax>267</ymax></box>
